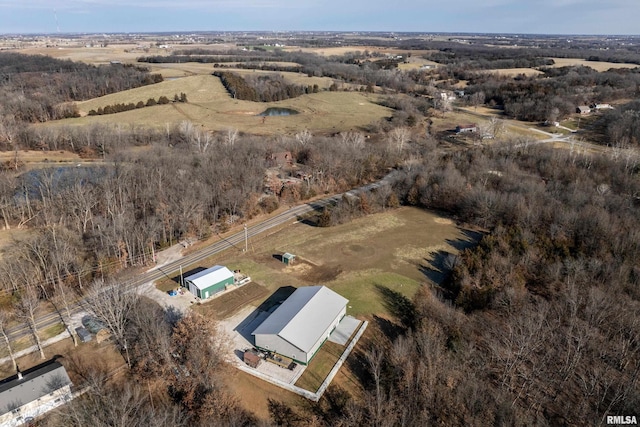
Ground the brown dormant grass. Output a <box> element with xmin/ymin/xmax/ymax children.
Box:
<box><xmin>549</xmin><ymin>57</ymin><xmax>639</xmax><ymax>71</ymax></box>
<box><xmin>50</xmin><ymin>75</ymin><xmax>392</xmax><ymax>135</ymax></box>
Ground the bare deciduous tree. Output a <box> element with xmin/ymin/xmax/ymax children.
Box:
<box><xmin>86</xmin><ymin>279</ymin><xmax>139</xmax><ymax>366</ymax></box>
<box><xmin>388</xmin><ymin>127</ymin><xmax>410</xmax><ymax>153</ymax></box>
<box><xmin>295</xmin><ymin>129</ymin><xmax>313</xmax><ymax>146</ymax></box>
<box><xmin>0</xmin><ymin>309</ymin><xmax>17</xmax><ymax>370</ymax></box>
<box><xmin>16</xmin><ymin>285</ymin><xmax>45</xmax><ymax>359</ymax></box>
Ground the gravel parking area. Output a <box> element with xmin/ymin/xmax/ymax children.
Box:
<box><xmin>218</xmin><ymin>305</ymin><xmax>307</xmax><ymax>384</ymax></box>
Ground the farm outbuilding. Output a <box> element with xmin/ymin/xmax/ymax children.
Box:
<box><xmin>252</xmin><ymin>286</ymin><xmax>348</xmax><ymax>365</ymax></box>
<box><xmin>184</xmin><ymin>265</ymin><xmax>234</xmax><ymax>299</ymax></box>
<box><xmin>282</xmin><ymin>253</ymin><xmax>296</xmax><ymax>265</ymax></box>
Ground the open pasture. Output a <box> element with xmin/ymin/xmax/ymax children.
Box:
<box><xmin>53</xmin><ymin>75</ymin><xmax>392</xmax><ymax>135</ymax></box>
<box><xmin>548</xmin><ymin>57</ymin><xmax>639</xmax><ymax>71</ymax></box>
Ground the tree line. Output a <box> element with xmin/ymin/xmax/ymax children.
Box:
<box><xmin>88</xmin><ymin>93</ymin><xmax>188</xmax><ymax>116</ymax></box>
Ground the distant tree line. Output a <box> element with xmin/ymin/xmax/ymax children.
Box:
<box><xmin>88</xmin><ymin>93</ymin><xmax>188</xmax><ymax>116</ymax></box>
<box><xmin>0</xmin><ymin>52</ymin><xmax>163</xmax><ymax>122</ymax></box>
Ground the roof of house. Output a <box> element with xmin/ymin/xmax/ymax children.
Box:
<box><xmin>0</xmin><ymin>360</ymin><xmax>71</xmax><ymax>415</ymax></box>
<box><xmin>577</xmin><ymin>105</ymin><xmax>591</xmax><ymax>111</ymax></box>
<box><xmin>252</xmin><ymin>286</ymin><xmax>348</xmax><ymax>354</ymax></box>
<box><xmin>184</xmin><ymin>265</ymin><xmax>234</xmax><ymax>291</ymax></box>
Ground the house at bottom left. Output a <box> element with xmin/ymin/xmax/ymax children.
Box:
<box><xmin>0</xmin><ymin>359</ymin><xmax>73</xmax><ymax>427</ymax></box>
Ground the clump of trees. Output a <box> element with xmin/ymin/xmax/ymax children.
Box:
<box><xmin>214</xmin><ymin>71</ymin><xmax>316</xmax><ymax>102</ymax></box>
<box><xmin>88</xmin><ymin>93</ymin><xmax>187</xmax><ymax>116</ymax></box>
<box><xmin>50</xmin><ymin>292</ymin><xmax>255</xmax><ymax>427</ymax></box>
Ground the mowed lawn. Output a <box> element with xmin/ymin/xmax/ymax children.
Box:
<box><xmin>185</xmin><ymin>207</ymin><xmax>476</xmax><ymax>323</ymax></box>
<box><xmin>51</xmin><ymin>74</ymin><xmax>392</xmax><ymax>135</ymax></box>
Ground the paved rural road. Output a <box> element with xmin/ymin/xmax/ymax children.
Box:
<box><xmin>5</xmin><ymin>172</ymin><xmax>398</xmax><ymax>344</ymax></box>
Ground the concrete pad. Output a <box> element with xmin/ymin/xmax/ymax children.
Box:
<box><xmin>328</xmin><ymin>315</ymin><xmax>361</xmax><ymax>345</ymax></box>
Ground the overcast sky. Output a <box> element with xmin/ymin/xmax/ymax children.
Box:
<box><xmin>0</xmin><ymin>0</ymin><xmax>638</xmax><ymax>35</ymax></box>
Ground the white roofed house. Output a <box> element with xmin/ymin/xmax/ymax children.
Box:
<box><xmin>0</xmin><ymin>359</ymin><xmax>73</xmax><ymax>426</ymax></box>
<box><xmin>183</xmin><ymin>265</ymin><xmax>234</xmax><ymax>300</ymax></box>
<box><xmin>252</xmin><ymin>286</ymin><xmax>348</xmax><ymax>365</ymax></box>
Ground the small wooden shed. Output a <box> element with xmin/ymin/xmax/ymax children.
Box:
<box><xmin>282</xmin><ymin>253</ymin><xmax>296</xmax><ymax>265</ymax></box>
<box><xmin>243</xmin><ymin>349</ymin><xmax>262</xmax><ymax>368</ymax></box>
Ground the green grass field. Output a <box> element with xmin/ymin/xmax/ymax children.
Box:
<box><xmin>295</xmin><ymin>340</ymin><xmax>348</xmax><ymax>392</ymax></box>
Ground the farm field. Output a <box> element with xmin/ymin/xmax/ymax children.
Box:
<box><xmin>284</xmin><ymin>45</ymin><xmax>436</xmax><ymax>57</ymax></box>
<box><xmin>548</xmin><ymin>57</ymin><xmax>640</xmax><ymax>70</ymax></box>
<box><xmin>482</xmin><ymin>67</ymin><xmax>544</xmax><ymax>77</ymax></box>
<box><xmin>52</xmin><ymin>75</ymin><xmax>392</xmax><ymax>134</ymax></box>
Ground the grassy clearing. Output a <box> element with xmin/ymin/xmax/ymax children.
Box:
<box><xmin>0</xmin><ymin>150</ymin><xmax>81</xmax><ymax>164</ymax></box>
<box><xmin>295</xmin><ymin>340</ymin><xmax>348</xmax><ymax>392</ymax></box>
<box><xmin>329</xmin><ymin>271</ymin><xmax>420</xmax><ymax>318</ymax></box>
<box><xmin>168</xmin><ymin>207</ymin><xmax>470</xmax><ymax>322</ymax></box>
<box><xmin>189</xmin><ymin>207</ymin><xmax>473</xmax><ymax>322</ymax></box>
<box><xmin>0</xmin><ymin>228</ymin><xmax>35</xmax><ymax>258</ymax></box>
<box><xmin>548</xmin><ymin>57</ymin><xmax>640</xmax><ymax>71</ymax></box>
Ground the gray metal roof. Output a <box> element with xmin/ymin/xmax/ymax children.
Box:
<box><xmin>184</xmin><ymin>265</ymin><xmax>233</xmax><ymax>291</ymax></box>
<box><xmin>0</xmin><ymin>360</ymin><xmax>71</xmax><ymax>415</ymax></box>
<box><xmin>252</xmin><ymin>286</ymin><xmax>348</xmax><ymax>353</ymax></box>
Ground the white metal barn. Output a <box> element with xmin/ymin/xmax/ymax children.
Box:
<box><xmin>252</xmin><ymin>286</ymin><xmax>348</xmax><ymax>365</ymax></box>
<box><xmin>183</xmin><ymin>265</ymin><xmax>234</xmax><ymax>299</ymax></box>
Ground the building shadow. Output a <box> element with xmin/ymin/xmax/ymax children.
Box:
<box><xmin>233</xmin><ymin>286</ymin><xmax>297</xmax><ymax>345</ymax></box>
<box><xmin>171</xmin><ymin>266</ymin><xmax>208</xmax><ymax>286</ymax></box>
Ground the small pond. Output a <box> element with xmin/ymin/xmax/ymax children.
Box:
<box><xmin>258</xmin><ymin>107</ymin><xmax>299</xmax><ymax>117</ymax></box>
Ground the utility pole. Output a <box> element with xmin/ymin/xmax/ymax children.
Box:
<box><xmin>244</xmin><ymin>224</ymin><xmax>248</xmax><ymax>252</ymax></box>
<box><xmin>180</xmin><ymin>265</ymin><xmax>184</xmax><ymax>287</ymax></box>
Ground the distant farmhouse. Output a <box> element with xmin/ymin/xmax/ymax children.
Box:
<box><xmin>577</xmin><ymin>105</ymin><xmax>591</xmax><ymax>115</ymax></box>
<box><xmin>0</xmin><ymin>359</ymin><xmax>73</xmax><ymax>426</ymax></box>
<box><xmin>456</xmin><ymin>123</ymin><xmax>478</xmax><ymax>134</ymax></box>
<box><xmin>184</xmin><ymin>265</ymin><xmax>235</xmax><ymax>299</ymax></box>
<box><xmin>252</xmin><ymin>286</ymin><xmax>348</xmax><ymax>365</ymax></box>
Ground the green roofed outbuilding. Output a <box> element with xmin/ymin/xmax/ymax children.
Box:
<box><xmin>184</xmin><ymin>265</ymin><xmax>234</xmax><ymax>299</ymax></box>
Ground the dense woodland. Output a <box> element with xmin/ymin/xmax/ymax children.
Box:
<box><xmin>270</xmin><ymin>141</ymin><xmax>640</xmax><ymax>426</ymax></box>
<box><xmin>0</xmin><ymin>123</ymin><xmax>394</xmax><ymax>296</ymax></box>
<box><xmin>0</xmin><ymin>53</ymin><xmax>163</xmax><ymax>122</ymax></box>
